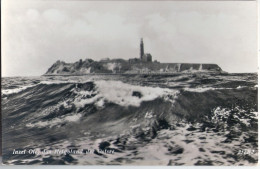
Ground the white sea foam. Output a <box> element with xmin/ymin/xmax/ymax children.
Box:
<box><xmin>40</xmin><ymin>77</ymin><xmax>94</xmax><ymax>85</ymax></box>
<box><xmin>212</xmin><ymin>106</ymin><xmax>257</xmax><ymax>127</ymax></box>
<box><xmin>77</xmin><ymin>80</ymin><xmax>178</xmax><ymax>108</ymax></box>
<box><xmin>1</xmin><ymin>84</ymin><xmax>36</xmax><ymax>95</ymax></box>
<box><xmin>236</xmin><ymin>85</ymin><xmax>247</xmax><ymax>89</ymax></box>
<box><xmin>211</xmin><ymin>107</ymin><xmax>231</xmax><ymax>127</ymax></box>
<box><xmin>186</xmin><ymin>85</ymin><xmax>252</xmax><ymax>92</ymax></box>
<box><xmin>251</xmin><ymin>112</ymin><xmax>258</xmax><ymax>118</ymax></box>
<box><xmin>2</xmin><ymin>79</ymin><xmax>93</xmax><ymax>96</ymax></box>
<box><xmin>40</xmin><ymin>80</ymin><xmax>79</xmax><ymax>85</ymax></box>
<box><xmin>26</xmin><ymin>114</ymin><xmax>82</xmax><ymax>128</ymax></box>
<box><xmin>184</xmin><ymin>87</ymin><xmax>216</xmax><ymax>93</ymax></box>
<box><xmin>144</xmin><ymin>112</ymin><xmax>153</xmax><ymax>119</ymax></box>
<box><xmin>95</xmin><ymin>80</ymin><xmax>176</xmax><ymax>107</ymax></box>
<box><xmin>184</xmin><ymin>87</ymin><xmax>233</xmax><ymax>93</ymax></box>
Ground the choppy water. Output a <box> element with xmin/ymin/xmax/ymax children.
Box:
<box><xmin>1</xmin><ymin>73</ymin><xmax>258</xmax><ymax>165</ymax></box>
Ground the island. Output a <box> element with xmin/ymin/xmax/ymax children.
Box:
<box><xmin>44</xmin><ymin>39</ymin><xmax>223</xmax><ymax>75</ymax></box>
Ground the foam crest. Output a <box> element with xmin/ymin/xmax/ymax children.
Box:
<box><xmin>1</xmin><ymin>84</ymin><xmax>36</xmax><ymax>95</ymax></box>
<box><xmin>71</xmin><ymin>80</ymin><xmax>178</xmax><ymax>108</ymax></box>
<box><xmin>26</xmin><ymin>114</ymin><xmax>82</xmax><ymax>128</ymax></box>
<box><xmin>184</xmin><ymin>87</ymin><xmax>233</xmax><ymax>93</ymax></box>
<box><xmin>40</xmin><ymin>79</ymin><xmax>91</xmax><ymax>85</ymax></box>
<box><xmin>95</xmin><ymin>80</ymin><xmax>178</xmax><ymax>107</ymax></box>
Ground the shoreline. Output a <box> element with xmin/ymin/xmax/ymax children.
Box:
<box><xmin>42</xmin><ymin>71</ymin><xmax>227</xmax><ymax>76</ymax></box>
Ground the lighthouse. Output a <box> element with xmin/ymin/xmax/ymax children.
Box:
<box><xmin>140</xmin><ymin>38</ymin><xmax>144</xmax><ymax>60</ymax></box>
<box><xmin>140</xmin><ymin>38</ymin><xmax>152</xmax><ymax>62</ymax></box>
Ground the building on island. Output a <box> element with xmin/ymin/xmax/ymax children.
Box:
<box><xmin>129</xmin><ymin>38</ymin><xmax>152</xmax><ymax>63</ymax></box>
<box><xmin>129</xmin><ymin>58</ymin><xmax>140</xmax><ymax>64</ymax></box>
<box><xmin>140</xmin><ymin>38</ymin><xmax>152</xmax><ymax>62</ymax></box>
<box><xmin>141</xmin><ymin>53</ymin><xmax>152</xmax><ymax>62</ymax></box>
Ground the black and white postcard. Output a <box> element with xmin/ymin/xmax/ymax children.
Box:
<box><xmin>1</xmin><ymin>0</ymin><xmax>258</xmax><ymax>165</ymax></box>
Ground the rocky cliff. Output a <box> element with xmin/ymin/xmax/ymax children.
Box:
<box><xmin>44</xmin><ymin>59</ymin><xmax>223</xmax><ymax>75</ymax></box>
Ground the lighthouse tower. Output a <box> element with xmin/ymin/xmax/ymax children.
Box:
<box><xmin>140</xmin><ymin>38</ymin><xmax>144</xmax><ymax>60</ymax></box>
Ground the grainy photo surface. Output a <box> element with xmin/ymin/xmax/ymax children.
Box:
<box><xmin>1</xmin><ymin>0</ymin><xmax>258</xmax><ymax>165</ymax></box>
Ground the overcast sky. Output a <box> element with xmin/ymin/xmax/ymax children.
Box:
<box><xmin>2</xmin><ymin>0</ymin><xmax>257</xmax><ymax>76</ymax></box>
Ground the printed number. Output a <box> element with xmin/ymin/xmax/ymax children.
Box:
<box><xmin>237</xmin><ymin>149</ymin><xmax>256</xmax><ymax>155</ymax></box>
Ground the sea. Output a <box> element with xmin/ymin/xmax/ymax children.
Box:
<box><xmin>1</xmin><ymin>73</ymin><xmax>258</xmax><ymax>165</ymax></box>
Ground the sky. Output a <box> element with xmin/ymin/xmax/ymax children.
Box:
<box><xmin>2</xmin><ymin>0</ymin><xmax>258</xmax><ymax>76</ymax></box>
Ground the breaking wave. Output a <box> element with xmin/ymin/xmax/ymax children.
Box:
<box><xmin>2</xmin><ymin>73</ymin><xmax>258</xmax><ymax>165</ymax></box>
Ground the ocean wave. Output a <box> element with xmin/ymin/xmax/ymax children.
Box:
<box><xmin>1</xmin><ymin>79</ymin><xmax>92</xmax><ymax>96</ymax></box>
<box><xmin>183</xmin><ymin>87</ymin><xmax>230</xmax><ymax>93</ymax></box>
<box><xmin>1</xmin><ymin>84</ymin><xmax>37</xmax><ymax>95</ymax></box>
<box><xmin>183</xmin><ymin>86</ymin><xmax>255</xmax><ymax>93</ymax></box>
<box><xmin>70</xmin><ymin>80</ymin><xmax>179</xmax><ymax>108</ymax></box>
<box><xmin>26</xmin><ymin>113</ymin><xmax>82</xmax><ymax>128</ymax></box>
<box><xmin>2</xmin><ymin>74</ymin><xmax>258</xmax><ymax>165</ymax></box>
<box><xmin>39</xmin><ymin>79</ymin><xmax>93</xmax><ymax>85</ymax></box>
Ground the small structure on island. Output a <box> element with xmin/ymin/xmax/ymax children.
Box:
<box><xmin>129</xmin><ymin>38</ymin><xmax>152</xmax><ymax>63</ymax></box>
<box><xmin>140</xmin><ymin>38</ymin><xmax>152</xmax><ymax>62</ymax></box>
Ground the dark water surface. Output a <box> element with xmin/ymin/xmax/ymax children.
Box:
<box><xmin>1</xmin><ymin>73</ymin><xmax>258</xmax><ymax>165</ymax></box>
